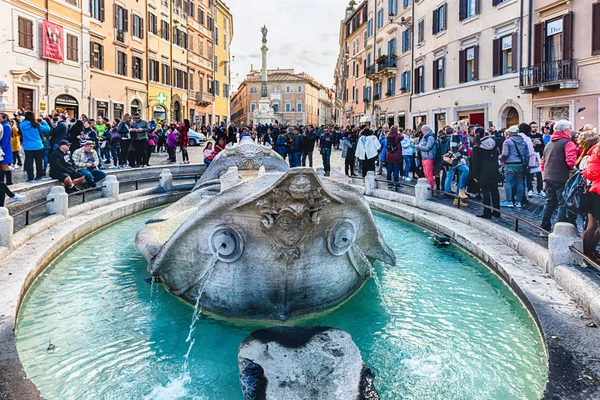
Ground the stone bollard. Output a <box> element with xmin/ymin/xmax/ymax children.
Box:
<box><xmin>415</xmin><ymin>178</ymin><xmax>432</xmax><ymax>206</ymax></box>
<box><xmin>548</xmin><ymin>222</ymin><xmax>583</xmax><ymax>276</ymax></box>
<box><xmin>159</xmin><ymin>169</ymin><xmax>174</xmax><ymax>191</ymax></box>
<box><xmin>364</xmin><ymin>171</ymin><xmax>377</xmax><ymax>195</ymax></box>
<box><xmin>220</xmin><ymin>167</ymin><xmax>242</xmax><ymax>192</ymax></box>
<box><xmin>46</xmin><ymin>186</ymin><xmax>69</xmax><ymax>216</ymax></box>
<box><xmin>102</xmin><ymin>175</ymin><xmax>120</xmax><ymax>200</ymax></box>
<box><xmin>0</xmin><ymin>207</ymin><xmax>13</xmax><ymax>249</ymax></box>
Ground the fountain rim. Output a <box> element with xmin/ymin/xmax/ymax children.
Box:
<box><xmin>2</xmin><ymin>189</ymin><xmax>599</xmax><ymax>399</ymax></box>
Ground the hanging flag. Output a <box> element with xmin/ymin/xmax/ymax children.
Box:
<box><xmin>42</xmin><ymin>20</ymin><xmax>64</xmax><ymax>62</ymax></box>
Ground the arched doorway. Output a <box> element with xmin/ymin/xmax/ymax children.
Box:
<box><xmin>130</xmin><ymin>99</ymin><xmax>142</xmax><ymax>116</ymax></box>
<box><xmin>153</xmin><ymin>105</ymin><xmax>167</xmax><ymax>121</ymax></box>
<box><xmin>54</xmin><ymin>94</ymin><xmax>79</xmax><ymax>117</ymax></box>
<box><xmin>173</xmin><ymin>101</ymin><xmax>182</xmax><ymax>123</ymax></box>
<box><xmin>505</xmin><ymin>107</ymin><xmax>519</xmax><ymax>128</ymax></box>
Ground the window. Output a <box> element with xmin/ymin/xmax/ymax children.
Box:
<box><xmin>285</xmin><ymin>103</ymin><xmax>291</xmax><ymax>112</ymax></box>
<box><xmin>115</xmin><ymin>5</ymin><xmax>128</xmax><ymax>32</ymax></box>
<box><xmin>594</xmin><ymin>3</ymin><xmax>600</xmax><ymax>55</ymax></box>
<box><xmin>417</xmin><ymin>18</ymin><xmax>425</xmax><ymax>45</ymax></box>
<box><xmin>250</xmin><ymin>87</ymin><xmax>257</xmax><ymax>94</ymax></box>
<box><xmin>433</xmin><ymin>58</ymin><xmax>444</xmax><ymax>89</ymax></box>
<box><xmin>403</xmin><ymin>0</ymin><xmax>411</xmax><ymax>8</ymax></box>
<box><xmin>132</xmin><ymin>56</ymin><xmax>142</xmax><ymax>79</ymax></box>
<box><xmin>459</xmin><ymin>0</ymin><xmax>480</xmax><ymax>21</ymax></box>
<box><xmin>149</xmin><ymin>59</ymin><xmax>159</xmax><ymax>82</ymax></box>
<box><xmin>376</xmin><ymin>8</ymin><xmax>384</xmax><ymax>29</ymax></box>
<box><xmin>17</xmin><ymin>17</ymin><xmax>33</xmax><ymax>50</ymax></box>
<box><xmin>414</xmin><ymin>65</ymin><xmax>424</xmax><ymax>94</ymax></box>
<box><xmin>224</xmin><ymin>84</ymin><xmax>229</xmax><ymax>98</ymax></box>
<box><xmin>132</xmin><ymin>15</ymin><xmax>143</xmax><ymax>39</ymax></box>
<box><xmin>401</xmin><ymin>71</ymin><xmax>411</xmax><ymax>92</ymax></box>
<box><xmin>188</xmin><ymin>1</ymin><xmax>195</xmax><ymax>17</ymax></box>
<box><xmin>208</xmin><ymin>16</ymin><xmax>214</xmax><ymax>31</ymax></box>
<box><xmin>91</xmin><ymin>42</ymin><xmax>103</xmax><ymax>69</ymax></box>
<box><xmin>148</xmin><ymin>13</ymin><xmax>157</xmax><ymax>35</ymax></box>
<box><xmin>286</xmin><ymin>86</ymin><xmax>290</xmax><ymax>93</ymax></box>
<box><xmin>459</xmin><ymin>46</ymin><xmax>479</xmax><ymax>83</ymax></box>
<box><xmin>297</xmin><ymin>102</ymin><xmax>302</xmax><ymax>112</ymax></box>
<box><xmin>223</xmin><ymin>62</ymin><xmax>227</xmax><ymax>76</ymax></box>
<box><xmin>367</xmin><ymin>18</ymin><xmax>373</xmax><ymax>38</ymax></box>
<box><xmin>251</xmin><ymin>103</ymin><xmax>256</xmax><ymax>113</ymax></box>
<box><xmin>117</xmin><ymin>51</ymin><xmax>127</xmax><ymax>76</ymax></box>
<box><xmin>433</xmin><ymin>4</ymin><xmax>447</xmax><ymax>34</ymax></box>
<box><xmin>386</xmin><ymin>77</ymin><xmax>395</xmax><ymax>96</ymax></box>
<box><xmin>493</xmin><ymin>34</ymin><xmax>516</xmax><ymax>76</ymax></box>
<box><xmin>215</xmin><ymin>80</ymin><xmax>220</xmax><ymax>96</ymax></box>
<box><xmin>272</xmin><ymin>103</ymin><xmax>279</xmax><ymax>112</ymax></box>
<box><xmin>402</xmin><ymin>29</ymin><xmax>411</xmax><ymax>53</ymax></box>
<box><xmin>66</xmin><ymin>34</ymin><xmax>78</xmax><ymax>62</ymax></box>
<box><xmin>363</xmin><ymin>86</ymin><xmax>372</xmax><ymax>101</ymax></box>
<box><xmin>387</xmin><ymin>37</ymin><xmax>396</xmax><ymax>57</ymax></box>
<box><xmin>215</xmin><ymin>27</ymin><xmax>219</xmax><ymax>46</ymax></box>
<box><xmin>162</xmin><ymin>64</ymin><xmax>170</xmax><ymax>85</ymax></box>
<box><xmin>374</xmin><ymin>82</ymin><xmax>382</xmax><ymax>100</ymax></box>
<box><xmin>161</xmin><ymin>21</ymin><xmax>169</xmax><ymax>40</ymax></box>
<box><xmin>90</xmin><ymin>0</ymin><xmax>105</xmax><ymax>21</ymax></box>
<box><xmin>297</xmin><ymin>86</ymin><xmax>302</xmax><ymax>93</ymax></box>
<box><xmin>389</xmin><ymin>0</ymin><xmax>398</xmax><ymax>16</ymax></box>
<box><xmin>199</xmin><ymin>8</ymin><xmax>205</xmax><ymax>24</ymax></box>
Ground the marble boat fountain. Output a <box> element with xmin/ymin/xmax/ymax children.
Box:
<box><xmin>136</xmin><ymin>137</ymin><xmax>396</xmax><ymax>321</ymax></box>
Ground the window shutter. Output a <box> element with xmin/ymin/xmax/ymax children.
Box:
<box><xmin>140</xmin><ymin>18</ymin><xmax>144</xmax><ymax>38</ymax></box>
<box><xmin>100</xmin><ymin>45</ymin><xmax>104</xmax><ymax>69</ymax></box>
<box><xmin>562</xmin><ymin>12</ymin><xmax>573</xmax><ymax>60</ymax></box>
<box><xmin>594</xmin><ymin>3</ymin><xmax>600</xmax><ymax>55</ymax></box>
<box><xmin>533</xmin><ymin>22</ymin><xmax>544</xmax><ymax>64</ymax></box>
<box><xmin>432</xmin><ymin>9</ymin><xmax>438</xmax><ymax>35</ymax></box>
<box><xmin>414</xmin><ymin>68</ymin><xmax>419</xmax><ymax>93</ymax></box>
<box><xmin>475</xmin><ymin>0</ymin><xmax>481</xmax><ymax>15</ymax></box>
<box><xmin>114</xmin><ymin>4</ymin><xmax>118</xmax><ymax>28</ymax></box>
<box><xmin>99</xmin><ymin>0</ymin><xmax>105</xmax><ymax>22</ymax></box>
<box><xmin>432</xmin><ymin>60</ymin><xmax>438</xmax><ymax>89</ymax></box>
<box><xmin>459</xmin><ymin>0</ymin><xmax>466</xmax><ymax>21</ymax></box>
<box><xmin>459</xmin><ymin>49</ymin><xmax>466</xmax><ymax>83</ymax></box>
<box><xmin>443</xmin><ymin>4</ymin><xmax>448</xmax><ymax>30</ymax></box>
<box><xmin>123</xmin><ymin>9</ymin><xmax>129</xmax><ymax>32</ymax></box>
<box><xmin>511</xmin><ymin>32</ymin><xmax>518</xmax><ymax>72</ymax></box>
<box><xmin>492</xmin><ymin>38</ymin><xmax>501</xmax><ymax>76</ymax></box>
<box><xmin>474</xmin><ymin>45</ymin><xmax>480</xmax><ymax>80</ymax></box>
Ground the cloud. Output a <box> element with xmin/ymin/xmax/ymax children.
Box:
<box><xmin>226</xmin><ymin>0</ymin><xmax>349</xmax><ymax>90</ymax></box>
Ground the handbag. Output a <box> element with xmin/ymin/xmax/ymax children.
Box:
<box><xmin>563</xmin><ymin>170</ymin><xmax>591</xmax><ymax>213</ymax></box>
<box><xmin>513</xmin><ymin>142</ymin><xmax>530</xmax><ymax>175</ymax></box>
<box><xmin>442</xmin><ymin>151</ymin><xmax>455</xmax><ymax>165</ymax></box>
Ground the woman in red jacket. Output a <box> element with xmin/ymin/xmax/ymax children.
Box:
<box><xmin>177</xmin><ymin>119</ymin><xmax>190</xmax><ymax>164</ymax></box>
<box><xmin>581</xmin><ymin>144</ymin><xmax>600</xmax><ymax>260</ymax></box>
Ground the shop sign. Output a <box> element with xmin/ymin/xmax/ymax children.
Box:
<box><xmin>96</xmin><ymin>101</ymin><xmax>108</xmax><ymax>109</ymax></box>
<box><xmin>42</xmin><ymin>20</ymin><xmax>64</xmax><ymax>62</ymax></box>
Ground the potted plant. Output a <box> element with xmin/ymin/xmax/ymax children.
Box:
<box><xmin>373</xmin><ymin>94</ymin><xmax>380</xmax><ymax>101</ymax></box>
<box><xmin>376</xmin><ymin>54</ymin><xmax>387</xmax><ymax>64</ymax></box>
<box><xmin>386</xmin><ymin>91</ymin><xmax>393</xmax><ymax>97</ymax></box>
<box><xmin>389</xmin><ymin>53</ymin><xmax>397</xmax><ymax>59</ymax></box>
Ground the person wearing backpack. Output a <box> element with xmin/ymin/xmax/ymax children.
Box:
<box><xmin>500</xmin><ymin>126</ymin><xmax>529</xmax><ymax>208</ymax></box>
<box><xmin>385</xmin><ymin>126</ymin><xmax>404</xmax><ymax>190</ymax></box>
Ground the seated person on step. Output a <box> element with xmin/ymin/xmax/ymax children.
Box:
<box><xmin>49</xmin><ymin>140</ymin><xmax>85</xmax><ymax>193</ymax></box>
<box><xmin>72</xmin><ymin>140</ymin><xmax>107</xmax><ymax>188</ymax></box>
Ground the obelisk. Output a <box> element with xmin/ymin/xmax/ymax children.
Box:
<box><xmin>254</xmin><ymin>25</ymin><xmax>275</xmax><ymax>124</ymax></box>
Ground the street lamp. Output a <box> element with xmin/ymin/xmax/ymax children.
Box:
<box><xmin>388</xmin><ymin>14</ymin><xmax>412</xmax><ymax>30</ymax></box>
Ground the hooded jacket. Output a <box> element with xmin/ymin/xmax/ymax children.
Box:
<box><xmin>20</xmin><ymin>120</ymin><xmax>50</xmax><ymax>151</ymax></box>
<box><xmin>385</xmin><ymin>132</ymin><xmax>404</xmax><ymax>164</ymax></box>
<box><xmin>501</xmin><ymin>134</ymin><xmax>529</xmax><ymax>165</ymax></box>
<box><xmin>415</xmin><ymin>130</ymin><xmax>437</xmax><ymax>160</ymax></box>
<box><xmin>583</xmin><ymin>146</ymin><xmax>600</xmax><ymax>196</ymax></box>
<box><xmin>471</xmin><ymin>136</ymin><xmax>500</xmax><ymax>185</ymax></box>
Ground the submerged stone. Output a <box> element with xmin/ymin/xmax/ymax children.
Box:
<box><xmin>238</xmin><ymin>326</ymin><xmax>379</xmax><ymax>400</ymax></box>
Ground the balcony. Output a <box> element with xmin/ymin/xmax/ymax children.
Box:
<box><xmin>366</xmin><ymin>56</ymin><xmax>397</xmax><ymax>80</ymax></box>
<box><xmin>190</xmin><ymin>91</ymin><xmax>215</xmax><ymax>106</ymax></box>
<box><xmin>519</xmin><ymin>59</ymin><xmax>579</xmax><ymax>93</ymax></box>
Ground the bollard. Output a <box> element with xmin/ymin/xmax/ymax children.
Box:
<box><xmin>46</xmin><ymin>186</ymin><xmax>69</xmax><ymax>216</ymax></box>
<box><xmin>0</xmin><ymin>207</ymin><xmax>13</xmax><ymax>249</ymax></box>
<box><xmin>220</xmin><ymin>167</ymin><xmax>242</xmax><ymax>192</ymax></box>
<box><xmin>415</xmin><ymin>178</ymin><xmax>432</xmax><ymax>206</ymax></box>
<box><xmin>548</xmin><ymin>222</ymin><xmax>583</xmax><ymax>276</ymax></box>
<box><xmin>364</xmin><ymin>171</ymin><xmax>377</xmax><ymax>195</ymax></box>
<box><xmin>159</xmin><ymin>169</ymin><xmax>174</xmax><ymax>191</ymax></box>
<box><xmin>102</xmin><ymin>175</ymin><xmax>120</xmax><ymax>200</ymax></box>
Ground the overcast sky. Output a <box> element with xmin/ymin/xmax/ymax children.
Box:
<box><xmin>226</xmin><ymin>0</ymin><xmax>349</xmax><ymax>91</ymax></box>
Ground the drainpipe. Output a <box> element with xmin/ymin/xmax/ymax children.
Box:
<box><xmin>145</xmin><ymin>0</ymin><xmax>149</xmax><ymax>119</ymax></box>
<box><xmin>45</xmin><ymin>0</ymin><xmax>49</xmax><ymax>114</ymax></box>
<box><xmin>527</xmin><ymin>0</ymin><xmax>533</xmax><ymax>67</ymax></box>
<box><xmin>372</xmin><ymin>1</ymin><xmax>377</xmax><ymax>125</ymax></box>
<box><xmin>409</xmin><ymin>2</ymin><xmax>414</xmax><ymax>128</ymax></box>
<box><xmin>519</xmin><ymin>0</ymin><xmax>524</xmax><ymax>72</ymax></box>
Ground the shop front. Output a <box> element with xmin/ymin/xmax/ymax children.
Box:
<box><xmin>95</xmin><ymin>100</ymin><xmax>109</xmax><ymax>119</ymax></box>
<box><xmin>113</xmin><ymin>103</ymin><xmax>124</xmax><ymax>121</ymax></box>
<box><xmin>54</xmin><ymin>94</ymin><xmax>79</xmax><ymax>117</ymax></box>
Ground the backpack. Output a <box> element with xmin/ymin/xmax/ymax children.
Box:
<box><xmin>563</xmin><ymin>170</ymin><xmax>590</xmax><ymax>213</ymax></box>
<box><xmin>386</xmin><ymin>137</ymin><xmax>398</xmax><ymax>153</ymax></box>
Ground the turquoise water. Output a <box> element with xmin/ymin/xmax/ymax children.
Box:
<box><xmin>16</xmin><ymin>209</ymin><xmax>548</xmax><ymax>400</ymax></box>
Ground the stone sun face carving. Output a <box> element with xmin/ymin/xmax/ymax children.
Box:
<box><xmin>136</xmin><ymin>139</ymin><xmax>396</xmax><ymax>321</ymax></box>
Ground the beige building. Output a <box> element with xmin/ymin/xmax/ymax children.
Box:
<box><xmin>342</xmin><ymin>1</ymin><xmax>368</xmax><ymax>126</ymax></box>
<box><xmin>521</xmin><ymin>0</ymin><xmax>600</xmax><ymax>129</ymax></box>
<box><xmin>410</xmin><ymin>0</ymin><xmax>531</xmax><ymax>132</ymax></box>
<box><xmin>230</xmin><ymin>68</ymin><xmax>332</xmax><ymax>126</ymax></box>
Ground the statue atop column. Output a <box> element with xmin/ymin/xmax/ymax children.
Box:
<box><xmin>261</xmin><ymin>25</ymin><xmax>268</xmax><ymax>44</ymax></box>
<box><xmin>254</xmin><ymin>25</ymin><xmax>275</xmax><ymax>124</ymax></box>
<box><xmin>260</xmin><ymin>26</ymin><xmax>269</xmax><ymax>98</ymax></box>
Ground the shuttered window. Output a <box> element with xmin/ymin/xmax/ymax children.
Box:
<box><xmin>432</xmin><ymin>4</ymin><xmax>447</xmax><ymax>35</ymax></box>
<box><xmin>459</xmin><ymin>0</ymin><xmax>480</xmax><ymax>21</ymax></box>
<box><xmin>117</xmin><ymin>51</ymin><xmax>127</xmax><ymax>76</ymax></box>
<box><xmin>414</xmin><ymin>66</ymin><xmax>424</xmax><ymax>94</ymax></box>
<box><xmin>459</xmin><ymin>46</ymin><xmax>479</xmax><ymax>83</ymax></box>
<box><xmin>493</xmin><ymin>33</ymin><xmax>517</xmax><ymax>76</ymax></box>
<box><xmin>18</xmin><ymin>17</ymin><xmax>33</xmax><ymax>50</ymax></box>
<box><xmin>594</xmin><ymin>3</ymin><xmax>600</xmax><ymax>55</ymax></box>
<box><xmin>67</xmin><ymin>34</ymin><xmax>78</xmax><ymax>62</ymax></box>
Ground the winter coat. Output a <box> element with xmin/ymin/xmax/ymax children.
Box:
<box><xmin>50</xmin><ymin>120</ymin><xmax>68</xmax><ymax>146</ymax></box>
<box><xmin>11</xmin><ymin>126</ymin><xmax>22</xmax><ymax>152</ymax></box>
<box><xmin>275</xmin><ymin>135</ymin><xmax>288</xmax><ymax>155</ymax></box>
<box><xmin>501</xmin><ymin>135</ymin><xmax>529</xmax><ymax>165</ymax></box>
<box><xmin>355</xmin><ymin>135</ymin><xmax>381</xmax><ymax>160</ymax></box>
<box><xmin>385</xmin><ymin>132</ymin><xmax>403</xmax><ymax>164</ymax></box>
<box><xmin>401</xmin><ymin>135</ymin><xmax>414</xmax><ymax>156</ymax></box>
<box><xmin>583</xmin><ymin>146</ymin><xmax>600</xmax><ymax>196</ymax></box>
<box><xmin>471</xmin><ymin>136</ymin><xmax>500</xmax><ymax>186</ymax></box>
<box><xmin>20</xmin><ymin>120</ymin><xmax>50</xmax><ymax>151</ymax></box>
<box><xmin>0</xmin><ymin>121</ymin><xmax>13</xmax><ymax>164</ymax></box>
<box><xmin>49</xmin><ymin>149</ymin><xmax>77</xmax><ymax>178</ymax></box>
<box><xmin>167</xmin><ymin>131</ymin><xmax>177</xmax><ymax>147</ymax></box>
<box><xmin>415</xmin><ymin>131</ymin><xmax>437</xmax><ymax>160</ymax></box>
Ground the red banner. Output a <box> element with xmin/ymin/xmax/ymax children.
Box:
<box><xmin>42</xmin><ymin>20</ymin><xmax>64</xmax><ymax>62</ymax></box>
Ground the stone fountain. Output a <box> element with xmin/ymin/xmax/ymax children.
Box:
<box><xmin>136</xmin><ymin>137</ymin><xmax>396</xmax><ymax>321</ymax></box>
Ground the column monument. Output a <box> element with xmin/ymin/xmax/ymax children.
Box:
<box><xmin>253</xmin><ymin>25</ymin><xmax>276</xmax><ymax>125</ymax></box>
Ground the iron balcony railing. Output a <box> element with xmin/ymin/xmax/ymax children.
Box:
<box><xmin>519</xmin><ymin>59</ymin><xmax>578</xmax><ymax>88</ymax></box>
<box><xmin>377</xmin><ymin>57</ymin><xmax>397</xmax><ymax>73</ymax></box>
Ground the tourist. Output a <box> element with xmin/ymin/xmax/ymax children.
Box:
<box><xmin>301</xmin><ymin>125</ymin><xmax>318</xmax><ymax>167</ymax></box>
<box><xmin>67</xmin><ymin>119</ymin><xmax>82</xmax><ymax>154</ymax></box>
<box><xmin>226</xmin><ymin>125</ymin><xmax>237</xmax><ymax>144</ymax></box>
<box><xmin>414</xmin><ymin>125</ymin><xmax>437</xmax><ymax>189</ymax></box>
<box><xmin>146</xmin><ymin>129</ymin><xmax>157</xmax><ymax>166</ymax></box>
<box><xmin>167</xmin><ymin>126</ymin><xmax>177</xmax><ymax>163</ymax></box>
<box><xmin>0</xmin><ymin>113</ymin><xmax>14</xmax><ymax>185</ymax></box>
<box><xmin>582</xmin><ymin>141</ymin><xmax>600</xmax><ymax>260</ymax></box>
<box><xmin>177</xmin><ymin>120</ymin><xmax>190</xmax><ymax>165</ymax></box>
<box><xmin>341</xmin><ymin>131</ymin><xmax>357</xmax><ymax>177</ymax></box>
<box><xmin>108</xmin><ymin>119</ymin><xmax>121</xmax><ymax>169</ymax></box>
<box><xmin>385</xmin><ymin>125</ymin><xmax>404</xmax><ymax>190</ymax></box>
<box><xmin>444</xmin><ymin>121</ymin><xmax>471</xmax><ymax>200</ymax></box>
<box><xmin>527</xmin><ymin>121</ymin><xmax>545</xmax><ymax>198</ymax></box>
<box><xmin>500</xmin><ymin>126</ymin><xmax>529</xmax><ymax>208</ymax></box>
<box><xmin>117</xmin><ymin>114</ymin><xmax>132</xmax><ymax>168</ymax></box>
<box><xmin>49</xmin><ymin>140</ymin><xmax>85</xmax><ymax>193</ymax></box>
<box><xmin>275</xmin><ymin>131</ymin><xmax>288</xmax><ymax>160</ymax></box>
<box><xmin>401</xmin><ymin>130</ymin><xmax>414</xmax><ymax>182</ymax></box>
<box><xmin>540</xmin><ymin>120</ymin><xmax>578</xmax><ymax>236</ymax></box>
<box><xmin>72</xmin><ymin>141</ymin><xmax>106</xmax><ymax>187</ymax></box>
<box><xmin>0</xmin><ymin>180</ymin><xmax>24</xmax><ymax>206</ymax></box>
<box><xmin>214</xmin><ymin>137</ymin><xmax>227</xmax><ymax>156</ymax></box>
<box><xmin>289</xmin><ymin>127</ymin><xmax>304</xmax><ymax>168</ymax></box>
<box><xmin>355</xmin><ymin>125</ymin><xmax>381</xmax><ymax>178</ymax></box>
<box><xmin>10</xmin><ymin>118</ymin><xmax>22</xmax><ymax>169</ymax></box>
<box><xmin>156</xmin><ymin>122</ymin><xmax>167</xmax><ymax>153</ymax></box>
<box><xmin>376</xmin><ymin>124</ymin><xmax>389</xmax><ymax>175</ymax></box>
<box><xmin>50</xmin><ymin>114</ymin><xmax>68</xmax><ymax>151</ymax></box>
<box><xmin>20</xmin><ymin>111</ymin><xmax>50</xmax><ymax>182</ymax></box>
<box><xmin>203</xmin><ymin>142</ymin><xmax>215</xmax><ymax>166</ymax></box>
<box><xmin>41</xmin><ymin>117</ymin><xmax>53</xmax><ymax>176</ymax></box>
<box><xmin>542</xmin><ymin>126</ymin><xmax>552</xmax><ymax>146</ymax></box>
<box><xmin>130</xmin><ymin>113</ymin><xmax>148</xmax><ymax>167</ymax></box>
<box><xmin>319</xmin><ymin>127</ymin><xmax>333</xmax><ymax>176</ymax></box>
<box><xmin>471</xmin><ymin>128</ymin><xmax>501</xmax><ymax>219</ymax></box>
